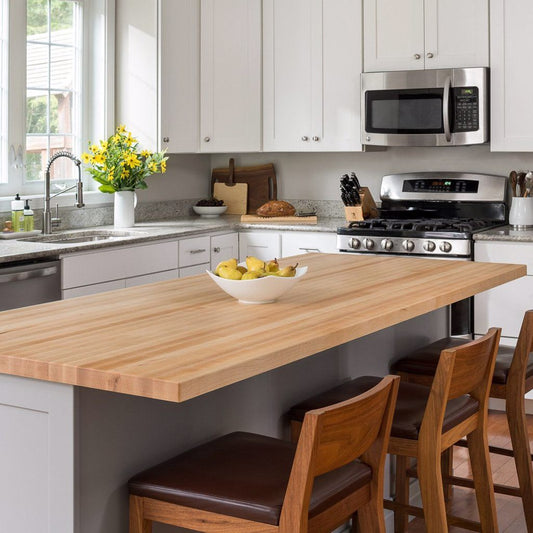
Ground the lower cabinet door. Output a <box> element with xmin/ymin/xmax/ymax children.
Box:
<box><xmin>281</xmin><ymin>231</ymin><xmax>338</xmax><ymax>257</ymax></box>
<box><xmin>62</xmin><ymin>279</ymin><xmax>126</xmax><ymax>299</ymax></box>
<box><xmin>179</xmin><ymin>264</ymin><xmax>210</xmax><ymax>278</ymax></box>
<box><xmin>239</xmin><ymin>231</ymin><xmax>281</xmax><ymax>262</ymax></box>
<box><xmin>125</xmin><ymin>269</ymin><xmax>178</xmax><ymax>287</ymax></box>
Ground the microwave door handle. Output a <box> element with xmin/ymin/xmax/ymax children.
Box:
<box><xmin>443</xmin><ymin>76</ymin><xmax>452</xmax><ymax>143</ymax></box>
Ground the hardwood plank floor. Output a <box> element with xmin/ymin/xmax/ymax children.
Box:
<box><xmin>406</xmin><ymin>410</ymin><xmax>533</xmax><ymax>532</ymax></box>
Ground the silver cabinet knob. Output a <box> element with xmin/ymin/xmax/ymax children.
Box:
<box><xmin>427</xmin><ymin>52</ymin><xmax>434</xmax><ymax>59</ymax></box>
<box><xmin>423</xmin><ymin>240</ymin><xmax>436</xmax><ymax>252</ymax></box>
<box><xmin>213</xmin><ymin>247</ymin><xmax>221</xmax><ymax>253</ymax></box>
<box><xmin>440</xmin><ymin>241</ymin><xmax>452</xmax><ymax>253</ymax></box>
<box><xmin>381</xmin><ymin>238</ymin><xmax>393</xmax><ymax>251</ymax></box>
<box><xmin>162</xmin><ymin>137</ymin><xmax>170</xmax><ymax>143</ymax></box>
<box><xmin>414</xmin><ymin>53</ymin><xmax>421</xmax><ymax>60</ymax></box>
<box><xmin>402</xmin><ymin>239</ymin><xmax>415</xmax><ymax>252</ymax></box>
<box><xmin>301</xmin><ymin>136</ymin><xmax>309</xmax><ymax>141</ymax></box>
<box><xmin>312</xmin><ymin>136</ymin><xmax>320</xmax><ymax>142</ymax></box>
<box><xmin>204</xmin><ymin>137</ymin><xmax>211</xmax><ymax>142</ymax></box>
<box><xmin>363</xmin><ymin>238</ymin><xmax>375</xmax><ymax>250</ymax></box>
<box><xmin>348</xmin><ymin>238</ymin><xmax>361</xmax><ymax>250</ymax></box>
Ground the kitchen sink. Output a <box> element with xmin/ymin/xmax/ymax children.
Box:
<box><xmin>20</xmin><ymin>229</ymin><xmax>149</xmax><ymax>244</ymax></box>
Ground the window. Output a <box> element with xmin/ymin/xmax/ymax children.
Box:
<box><xmin>0</xmin><ymin>0</ymin><xmax>113</xmax><ymax>198</ymax></box>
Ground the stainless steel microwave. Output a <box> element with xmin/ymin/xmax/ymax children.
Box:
<box><xmin>361</xmin><ymin>67</ymin><xmax>489</xmax><ymax>147</ymax></box>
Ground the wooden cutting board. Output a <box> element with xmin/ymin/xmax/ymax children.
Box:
<box><xmin>240</xmin><ymin>215</ymin><xmax>318</xmax><ymax>224</ymax></box>
<box><xmin>212</xmin><ymin>161</ymin><xmax>277</xmax><ymax>214</ymax></box>
<box><xmin>212</xmin><ymin>158</ymin><xmax>248</xmax><ymax>214</ymax></box>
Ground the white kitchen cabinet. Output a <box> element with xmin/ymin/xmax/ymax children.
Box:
<box><xmin>200</xmin><ymin>0</ymin><xmax>262</xmax><ymax>152</ymax></box>
<box><xmin>125</xmin><ymin>269</ymin><xmax>178</xmax><ymax>287</ymax></box>
<box><xmin>178</xmin><ymin>235</ymin><xmax>211</xmax><ymax>268</ymax></box>
<box><xmin>281</xmin><ymin>232</ymin><xmax>338</xmax><ymax>258</ymax></box>
<box><xmin>63</xmin><ymin>280</ymin><xmax>127</xmax><ymax>299</ymax></box>
<box><xmin>263</xmin><ymin>0</ymin><xmax>362</xmax><ymax>152</ymax></box>
<box><xmin>364</xmin><ymin>0</ymin><xmax>489</xmax><ymax>72</ymax></box>
<box><xmin>490</xmin><ymin>0</ymin><xmax>533</xmax><ymax>151</ymax></box>
<box><xmin>239</xmin><ymin>231</ymin><xmax>281</xmax><ymax>263</ymax></box>
<box><xmin>474</xmin><ymin>241</ymin><xmax>533</xmax><ymax>340</ymax></box>
<box><xmin>211</xmin><ymin>232</ymin><xmax>239</xmax><ymax>269</ymax></box>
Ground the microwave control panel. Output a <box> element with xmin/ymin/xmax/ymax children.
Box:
<box><xmin>452</xmin><ymin>87</ymin><xmax>479</xmax><ymax>132</ymax></box>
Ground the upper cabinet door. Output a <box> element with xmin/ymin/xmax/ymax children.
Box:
<box><xmin>424</xmin><ymin>0</ymin><xmax>488</xmax><ymax>70</ymax></box>
<box><xmin>490</xmin><ymin>0</ymin><xmax>533</xmax><ymax>151</ymax></box>
<box><xmin>364</xmin><ymin>0</ymin><xmax>425</xmax><ymax>72</ymax></box>
<box><xmin>200</xmin><ymin>0</ymin><xmax>262</xmax><ymax>153</ymax></box>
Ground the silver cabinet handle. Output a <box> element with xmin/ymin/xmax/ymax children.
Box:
<box><xmin>299</xmin><ymin>247</ymin><xmax>320</xmax><ymax>253</ymax></box>
<box><xmin>301</xmin><ymin>136</ymin><xmax>309</xmax><ymax>141</ymax></box>
<box><xmin>204</xmin><ymin>137</ymin><xmax>210</xmax><ymax>142</ymax></box>
<box><xmin>0</xmin><ymin>266</ymin><xmax>58</xmax><ymax>284</ymax></box>
<box><xmin>162</xmin><ymin>137</ymin><xmax>170</xmax><ymax>143</ymax></box>
<box><xmin>213</xmin><ymin>247</ymin><xmax>221</xmax><ymax>253</ymax></box>
<box><xmin>189</xmin><ymin>249</ymin><xmax>207</xmax><ymax>254</ymax></box>
<box><xmin>312</xmin><ymin>136</ymin><xmax>320</xmax><ymax>142</ymax></box>
<box><xmin>414</xmin><ymin>53</ymin><xmax>421</xmax><ymax>60</ymax></box>
<box><xmin>426</xmin><ymin>52</ymin><xmax>434</xmax><ymax>59</ymax></box>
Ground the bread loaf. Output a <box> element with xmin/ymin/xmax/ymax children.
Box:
<box><xmin>256</xmin><ymin>200</ymin><xmax>296</xmax><ymax>217</ymax></box>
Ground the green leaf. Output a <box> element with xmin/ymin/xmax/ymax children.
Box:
<box><xmin>98</xmin><ymin>184</ymin><xmax>116</xmax><ymax>193</ymax></box>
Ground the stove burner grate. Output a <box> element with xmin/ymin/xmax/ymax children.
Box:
<box><xmin>348</xmin><ymin>218</ymin><xmax>495</xmax><ymax>233</ymax></box>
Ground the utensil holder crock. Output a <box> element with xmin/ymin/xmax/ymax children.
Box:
<box><xmin>509</xmin><ymin>197</ymin><xmax>533</xmax><ymax>229</ymax></box>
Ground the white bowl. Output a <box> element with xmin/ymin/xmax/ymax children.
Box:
<box><xmin>206</xmin><ymin>266</ymin><xmax>308</xmax><ymax>304</ymax></box>
<box><xmin>193</xmin><ymin>205</ymin><xmax>228</xmax><ymax>218</ymax></box>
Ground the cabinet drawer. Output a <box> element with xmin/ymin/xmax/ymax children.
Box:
<box><xmin>179</xmin><ymin>264</ymin><xmax>209</xmax><ymax>278</ymax></box>
<box><xmin>179</xmin><ymin>236</ymin><xmax>211</xmax><ymax>267</ymax></box>
<box><xmin>125</xmin><ymin>269</ymin><xmax>178</xmax><ymax>288</ymax></box>
<box><xmin>281</xmin><ymin>232</ymin><xmax>337</xmax><ymax>257</ymax></box>
<box><xmin>123</xmin><ymin>241</ymin><xmax>178</xmax><ymax>278</ymax></box>
<box><xmin>62</xmin><ymin>280</ymin><xmax>126</xmax><ymax>299</ymax></box>
<box><xmin>475</xmin><ymin>241</ymin><xmax>533</xmax><ymax>275</ymax></box>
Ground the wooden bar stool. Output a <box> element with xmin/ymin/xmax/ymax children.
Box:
<box><xmin>128</xmin><ymin>375</ymin><xmax>399</xmax><ymax>533</ymax></box>
<box><xmin>288</xmin><ymin>328</ymin><xmax>501</xmax><ymax>533</ymax></box>
<box><xmin>390</xmin><ymin>310</ymin><xmax>533</xmax><ymax>532</ymax></box>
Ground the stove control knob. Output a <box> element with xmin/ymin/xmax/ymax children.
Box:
<box><xmin>348</xmin><ymin>237</ymin><xmax>361</xmax><ymax>250</ymax></box>
<box><xmin>440</xmin><ymin>241</ymin><xmax>452</xmax><ymax>253</ymax></box>
<box><xmin>381</xmin><ymin>238</ymin><xmax>394</xmax><ymax>251</ymax></box>
<box><xmin>363</xmin><ymin>238</ymin><xmax>375</xmax><ymax>250</ymax></box>
<box><xmin>423</xmin><ymin>240</ymin><xmax>436</xmax><ymax>252</ymax></box>
<box><xmin>402</xmin><ymin>239</ymin><xmax>415</xmax><ymax>252</ymax></box>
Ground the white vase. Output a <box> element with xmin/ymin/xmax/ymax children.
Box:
<box><xmin>114</xmin><ymin>191</ymin><xmax>137</xmax><ymax>228</ymax></box>
<box><xmin>509</xmin><ymin>197</ymin><xmax>533</xmax><ymax>229</ymax></box>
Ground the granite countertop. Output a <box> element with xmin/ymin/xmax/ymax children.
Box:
<box><xmin>474</xmin><ymin>225</ymin><xmax>533</xmax><ymax>243</ymax></box>
<box><xmin>0</xmin><ymin>216</ymin><xmax>346</xmax><ymax>265</ymax></box>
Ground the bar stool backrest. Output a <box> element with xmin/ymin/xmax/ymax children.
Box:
<box><xmin>509</xmin><ymin>310</ymin><xmax>533</xmax><ymax>393</ymax></box>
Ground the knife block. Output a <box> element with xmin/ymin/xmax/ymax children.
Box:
<box><xmin>344</xmin><ymin>187</ymin><xmax>378</xmax><ymax>221</ymax></box>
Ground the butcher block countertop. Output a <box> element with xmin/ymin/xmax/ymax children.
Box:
<box><xmin>0</xmin><ymin>254</ymin><xmax>526</xmax><ymax>403</ymax></box>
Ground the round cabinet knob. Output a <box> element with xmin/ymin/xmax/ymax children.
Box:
<box><xmin>213</xmin><ymin>247</ymin><xmax>221</xmax><ymax>253</ymax></box>
<box><xmin>162</xmin><ymin>137</ymin><xmax>170</xmax><ymax>143</ymax></box>
<box><xmin>365</xmin><ymin>136</ymin><xmax>371</xmax><ymax>142</ymax></box>
<box><xmin>381</xmin><ymin>238</ymin><xmax>394</xmax><ymax>251</ymax></box>
<box><xmin>440</xmin><ymin>241</ymin><xmax>452</xmax><ymax>253</ymax></box>
<box><xmin>363</xmin><ymin>238</ymin><xmax>375</xmax><ymax>250</ymax></box>
<box><xmin>423</xmin><ymin>240</ymin><xmax>436</xmax><ymax>252</ymax></box>
<box><xmin>312</xmin><ymin>136</ymin><xmax>320</xmax><ymax>142</ymax></box>
<box><xmin>427</xmin><ymin>52</ymin><xmax>434</xmax><ymax>59</ymax></box>
<box><xmin>402</xmin><ymin>239</ymin><xmax>415</xmax><ymax>252</ymax></box>
<box><xmin>301</xmin><ymin>136</ymin><xmax>309</xmax><ymax>142</ymax></box>
<box><xmin>414</xmin><ymin>53</ymin><xmax>421</xmax><ymax>60</ymax></box>
<box><xmin>204</xmin><ymin>136</ymin><xmax>211</xmax><ymax>142</ymax></box>
<box><xmin>348</xmin><ymin>237</ymin><xmax>361</xmax><ymax>250</ymax></box>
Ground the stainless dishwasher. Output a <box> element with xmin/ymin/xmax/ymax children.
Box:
<box><xmin>0</xmin><ymin>260</ymin><xmax>61</xmax><ymax>311</ymax></box>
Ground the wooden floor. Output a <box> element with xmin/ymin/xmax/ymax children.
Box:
<box><xmin>407</xmin><ymin>410</ymin><xmax>533</xmax><ymax>532</ymax></box>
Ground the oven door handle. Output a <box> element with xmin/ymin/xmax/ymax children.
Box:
<box><xmin>443</xmin><ymin>76</ymin><xmax>452</xmax><ymax>143</ymax></box>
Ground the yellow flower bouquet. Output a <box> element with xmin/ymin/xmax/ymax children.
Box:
<box><xmin>81</xmin><ymin>125</ymin><xmax>168</xmax><ymax>193</ymax></box>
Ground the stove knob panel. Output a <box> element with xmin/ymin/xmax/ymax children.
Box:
<box><xmin>440</xmin><ymin>241</ymin><xmax>452</xmax><ymax>253</ymax></box>
<box><xmin>381</xmin><ymin>238</ymin><xmax>394</xmax><ymax>251</ymax></box>
<box><xmin>402</xmin><ymin>239</ymin><xmax>415</xmax><ymax>252</ymax></box>
<box><xmin>363</xmin><ymin>238</ymin><xmax>375</xmax><ymax>250</ymax></box>
<box><xmin>348</xmin><ymin>237</ymin><xmax>361</xmax><ymax>250</ymax></box>
<box><xmin>423</xmin><ymin>240</ymin><xmax>436</xmax><ymax>252</ymax></box>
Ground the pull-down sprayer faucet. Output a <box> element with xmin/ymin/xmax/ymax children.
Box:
<box><xmin>43</xmin><ymin>151</ymin><xmax>85</xmax><ymax>234</ymax></box>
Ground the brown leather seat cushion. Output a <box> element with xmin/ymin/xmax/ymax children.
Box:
<box><xmin>390</xmin><ymin>337</ymin><xmax>533</xmax><ymax>386</ymax></box>
<box><xmin>288</xmin><ymin>376</ymin><xmax>479</xmax><ymax>440</ymax></box>
<box><xmin>128</xmin><ymin>431</ymin><xmax>372</xmax><ymax>526</ymax></box>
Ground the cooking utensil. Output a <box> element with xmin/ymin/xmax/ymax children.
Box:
<box><xmin>212</xmin><ymin>158</ymin><xmax>248</xmax><ymax>214</ymax></box>
<box><xmin>350</xmin><ymin>172</ymin><xmax>361</xmax><ymax>191</ymax></box>
<box><xmin>509</xmin><ymin>170</ymin><xmax>518</xmax><ymax>197</ymax></box>
<box><xmin>524</xmin><ymin>171</ymin><xmax>533</xmax><ymax>197</ymax></box>
<box><xmin>517</xmin><ymin>172</ymin><xmax>527</xmax><ymax>197</ymax></box>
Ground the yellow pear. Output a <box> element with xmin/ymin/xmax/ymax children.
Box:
<box><xmin>246</xmin><ymin>256</ymin><xmax>265</xmax><ymax>272</ymax></box>
<box><xmin>215</xmin><ymin>258</ymin><xmax>238</xmax><ymax>276</ymax></box>
<box><xmin>242</xmin><ymin>271</ymin><xmax>263</xmax><ymax>280</ymax></box>
<box><xmin>217</xmin><ymin>266</ymin><xmax>242</xmax><ymax>280</ymax></box>
<box><xmin>276</xmin><ymin>264</ymin><xmax>298</xmax><ymax>277</ymax></box>
<box><xmin>265</xmin><ymin>258</ymin><xmax>279</xmax><ymax>273</ymax></box>
<box><xmin>236</xmin><ymin>265</ymin><xmax>247</xmax><ymax>275</ymax></box>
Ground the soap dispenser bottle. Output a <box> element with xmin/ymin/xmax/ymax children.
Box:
<box><xmin>24</xmin><ymin>200</ymin><xmax>34</xmax><ymax>231</ymax></box>
<box><xmin>11</xmin><ymin>194</ymin><xmax>24</xmax><ymax>232</ymax></box>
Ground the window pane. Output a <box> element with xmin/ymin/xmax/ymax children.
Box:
<box><xmin>51</xmin><ymin>91</ymin><xmax>72</xmax><ymax>134</ymax></box>
<box><xmin>27</xmin><ymin>42</ymin><xmax>49</xmax><ymax>90</ymax></box>
<box><xmin>51</xmin><ymin>0</ymin><xmax>74</xmax><ymax>46</ymax></box>
<box><xmin>27</xmin><ymin>90</ymin><xmax>49</xmax><ymax>134</ymax></box>
<box><xmin>51</xmin><ymin>44</ymin><xmax>74</xmax><ymax>90</ymax></box>
<box><xmin>25</xmin><ymin>136</ymin><xmax>47</xmax><ymax>181</ymax></box>
<box><xmin>0</xmin><ymin>0</ymin><xmax>6</xmax><ymax>182</ymax></box>
<box><xmin>27</xmin><ymin>0</ymin><xmax>49</xmax><ymax>42</ymax></box>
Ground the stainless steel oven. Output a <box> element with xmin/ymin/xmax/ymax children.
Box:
<box><xmin>362</xmin><ymin>67</ymin><xmax>489</xmax><ymax>147</ymax></box>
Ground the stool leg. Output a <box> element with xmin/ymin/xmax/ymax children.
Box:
<box><xmin>129</xmin><ymin>495</ymin><xmax>152</xmax><ymax>533</ymax></box>
<box><xmin>441</xmin><ymin>447</ymin><xmax>453</xmax><ymax>501</ymax></box>
<box><xmin>418</xmin><ymin>445</ymin><xmax>448</xmax><ymax>533</ymax></box>
<box><xmin>507</xmin><ymin>394</ymin><xmax>533</xmax><ymax>532</ymax></box>
<box><xmin>466</xmin><ymin>427</ymin><xmax>498</xmax><ymax>533</ymax></box>
<box><xmin>393</xmin><ymin>455</ymin><xmax>410</xmax><ymax>533</ymax></box>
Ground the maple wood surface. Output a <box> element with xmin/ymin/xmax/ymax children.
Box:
<box><xmin>0</xmin><ymin>253</ymin><xmax>525</xmax><ymax>403</ymax></box>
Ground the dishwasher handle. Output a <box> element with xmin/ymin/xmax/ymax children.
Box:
<box><xmin>0</xmin><ymin>265</ymin><xmax>58</xmax><ymax>284</ymax></box>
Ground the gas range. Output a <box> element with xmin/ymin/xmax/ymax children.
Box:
<box><xmin>337</xmin><ymin>172</ymin><xmax>507</xmax><ymax>259</ymax></box>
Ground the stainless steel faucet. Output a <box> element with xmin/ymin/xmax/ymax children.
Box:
<box><xmin>43</xmin><ymin>151</ymin><xmax>85</xmax><ymax>234</ymax></box>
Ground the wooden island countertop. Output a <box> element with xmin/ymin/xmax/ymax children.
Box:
<box><xmin>0</xmin><ymin>253</ymin><xmax>525</xmax><ymax>403</ymax></box>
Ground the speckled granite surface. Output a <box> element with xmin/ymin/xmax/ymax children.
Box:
<box><xmin>474</xmin><ymin>225</ymin><xmax>533</xmax><ymax>243</ymax></box>
<box><xmin>0</xmin><ymin>215</ymin><xmax>347</xmax><ymax>265</ymax></box>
